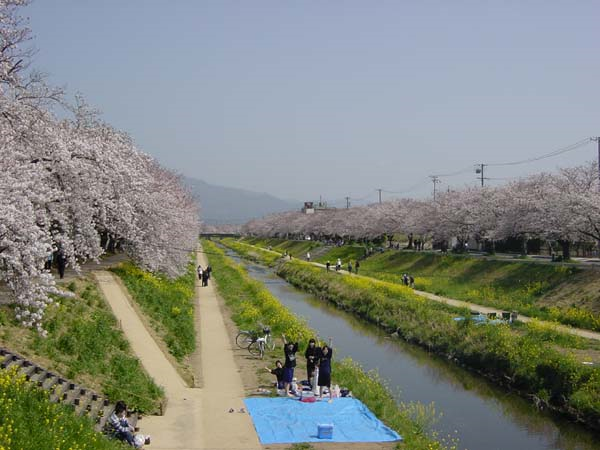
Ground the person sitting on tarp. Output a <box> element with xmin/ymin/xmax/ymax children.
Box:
<box><xmin>282</xmin><ymin>334</ymin><xmax>299</xmax><ymax>397</ymax></box>
<box><xmin>265</xmin><ymin>360</ymin><xmax>285</xmax><ymax>391</ymax></box>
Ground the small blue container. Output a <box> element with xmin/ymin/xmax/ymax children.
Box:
<box><xmin>317</xmin><ymin>423</ymin><xmax>334</xmax><ymax>439</ymax></box>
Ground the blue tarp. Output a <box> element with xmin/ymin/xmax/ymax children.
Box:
<box><xmin>244</xmin><ymin>397</ymin><xmax>402</xmax><ymax>444</ymax></box>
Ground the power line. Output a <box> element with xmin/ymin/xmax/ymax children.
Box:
<box><xmin>486</xmin><ymin>138</ymin><xmax>593</xmax><ymax>167</ymax></box>
<box><xmin>381</xmin><ymin>180</ymin><xmax>431</xmax><ymax>195</ymax></box>
<box><xmin>430</xmin><ymin>165</ymin><xmax>474</xmax><ymax>178</ymax></box>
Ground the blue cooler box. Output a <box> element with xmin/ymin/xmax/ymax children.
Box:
<box><xmin>317</xmin><ymin>423</ymin><xmax>334</xmax><ymax>439</ymax></box>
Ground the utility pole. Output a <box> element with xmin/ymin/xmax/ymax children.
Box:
<box><xmin>429</xmin><ymin>176</ymin><xmax>441</xmax><ymax>201</ymax></box>
<box><xmin>595</xmin><ymin>137</ymin><xmax>600</xmax><ymax>187</ymax></box>
<box><xmin>475</xmin><ymin>163</ymin><xmax>486</xmax><ymax>187</ymax></box>
<box><xmin>376</xmin><ymin>188</ymin><xmax>382</xmax><ymax>204</ymax></box>
<box><xmin>345</xmin><ymin>196</ymin><xmax>350</xmax><ymax>209</ymax></box>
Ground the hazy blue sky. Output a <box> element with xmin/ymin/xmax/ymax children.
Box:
<box><xmin>27</xmin><ymin>1</ymin><xmax>599</xmax><ymax>205</ymax></box>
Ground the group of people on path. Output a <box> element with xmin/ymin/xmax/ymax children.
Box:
<box><xmin>44</xmin><ymin>245</ymin><xmax>67</xmax><ymax>279</ymax></box>
<box><xmin>196</xmin><ymin>264</ymin><xmax>212</xmax><ymax>286</ymax></box>
<box><xmin>266</xmin><ymin>335</ymin><xmax>334</xmax><ymax>400</ymax></box>
<box><xmin>402</xmin><ymin>273</ymin><xmax>415</xmax><ymax>288</ymax></box>
<box><xmin>325</xmin><ymin>258</ymin><xmax>359</xmax><ymax>274</ymax></box>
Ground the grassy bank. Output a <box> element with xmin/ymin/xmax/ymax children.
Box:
<box><xmin>111</xmin><ymin>261</ymin><xmax>196</xmax><ymax>362</ymax></box>
<box><xmin>203</xmin><ymin>239</ymin><xmax>455</xmax><ymax>450</ymax></box>
<box><xmin>0</xmin><ymin>277</ymin><xmax>163</xmax><ymax>413</ymax></box>
<box><xmin>223</xmin><ymin>239</ymin><xmax>600</xmax><ymax>431</ymax></box>
<box><xmin>0</xmin><ymin>366</ymin><xmax>127</xmax><ymax>450</ymax></box>
<box><xmin>359</xmin><ymin>251</ymin><xmax>600</xmax><ymax>332</ymax></box>
<box><xmin>243</xmin><ymin>237</ymin><xmax>323</xmax><ymax>258</ymax></box>
<box><xmin>241</xmin><ymin>238</ymin><xmax>600</xmax><ymax>332</ymax></box>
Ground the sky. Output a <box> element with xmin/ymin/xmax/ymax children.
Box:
<box><xmin>26</xmin><ymin>0</ymin><xmax>600</xmax><ymax>206</ymax></box>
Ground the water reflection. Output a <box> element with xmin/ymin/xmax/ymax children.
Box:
<box><xmin>225</xmin><ymin>250</ymin><xmax>600</xmax><ymax>450</ymax></box>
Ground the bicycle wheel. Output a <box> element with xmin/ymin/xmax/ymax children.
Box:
<box><xmin>236</xmin><ymin>331</ymin><xmax>253</xmax><ymax>348</ymax></box>
<box><xmin>248</xmin><ymin>341</ymin><xmax>262</xmax><ymax>357</ymax></box>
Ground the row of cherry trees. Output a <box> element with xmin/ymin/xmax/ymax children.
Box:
<box><xmin>0</xmin><ymin>1</ymin><xmax>200</xmax><ymax>332</ymax></box>
<box><xmin>243</xmin><ymin>161</ymin><xmax>600</xmax><ymax>257</ymax></box>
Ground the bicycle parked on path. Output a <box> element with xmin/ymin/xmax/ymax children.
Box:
<box><xmin>235</xmin><ymin>325</ymin><xmax>275</xmax><ymax>359</ymax></box>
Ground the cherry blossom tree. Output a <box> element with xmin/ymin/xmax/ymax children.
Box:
<box><xmin>0</xmin><ymin>2</ymin><xmax>200</xmax><ymax>331</ymax></box>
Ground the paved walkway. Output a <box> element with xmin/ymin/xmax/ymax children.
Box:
<box><xmin>95</xmin><ymin>245</ymin><xmax>260</xmax><ymax>450</ymax></box>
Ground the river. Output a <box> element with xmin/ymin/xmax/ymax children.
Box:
<box><xmin>225</xmin><ymin>250</ymin><xmax>599</xmax><ymax>450</ymax></box>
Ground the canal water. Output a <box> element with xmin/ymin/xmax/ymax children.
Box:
<box><xmin>226</xmin><ymin>250</ymin><xmax>599</xmax><ymax>450</ymax></box>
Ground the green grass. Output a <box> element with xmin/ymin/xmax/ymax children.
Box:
<box><xmin>0</xmin><ymin>278</ymin><xmax>163</xmax><ymax>413</ymax></box>
<box><xmin>314</xmin><ymin>245</ymin><xmax>368</xmax><ymax>265</ymax></box>
<box><xmin>243</xmin><ymin>237</ymin><xmax>323</xmax><ymax>258</ymax></box>
<box><xmin>0</xmin><ymin>366</ymin><xmax>128</xmax><ymax>450</ymax></box>
<box><xmin>205</xmin><ymin>239</ymin><xmax>454</xmax><ymax>450</ymax></box>
<box><xmin>357</xmin><ymin>250</ymin><xmax>600</xmax><ymax>331</ymax></box>
<box><xmin>222</xmin><ymin>239</ymin><xmax>282</xmax><ymax>267</ymax></box>
<box><xmin>111</xmin><ymin>261</ymin><xmax>196</xmax><ymax>362</ymax></box>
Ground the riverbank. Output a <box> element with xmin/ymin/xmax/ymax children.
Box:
<box><xmin>203</xmin><ymin>239</ymin><xmax>456</xmax><ymax>450</ymax></box>
<box><xmin>241</xmin><ymin>237</ymin><xmax>600</xmax><ymax>332</ymax></box>
<box><xmin>220</xmin><ymin>238</ymin><xmax>600</xmax><ymax>432</ymax></box>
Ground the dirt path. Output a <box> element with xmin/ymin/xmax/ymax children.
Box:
<box><xmin>95</xmin><ymin>245</ymin><xmax>260</xmax><ymax>450</ymax></box>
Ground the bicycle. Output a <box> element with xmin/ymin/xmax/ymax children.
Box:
<box><xmin>235</xmin><ymin>329</ymin><xmax>258</xmax><ymax>349</ymax></box>
<box><xmin>247</xmin><ymin>327</ymin><xmax>275</xmax><ymax>359</ymax></box>
<box><xmin>236</xmin><ymin>325</ymin><xmax>275</xmax><ymax>349</ymax></box>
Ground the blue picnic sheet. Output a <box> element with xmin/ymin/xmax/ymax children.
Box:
<box><xmin>244</xmin><ymin>397</ymin><xmax>402</xmax><ymax>444</ymax></box>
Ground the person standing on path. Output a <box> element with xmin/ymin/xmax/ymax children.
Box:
<box><xmin>56</xmin><ymin>247</ymin><xmax>66</xmax><ymax>279</ymax></box>
<box><xmin>281</xmin><ymin>334</ymin><xmax>298</xmax><ymax>397</ymax></box>
<box><xmin>317</xmin><ymin>338</ymin><xmax>333</xmax><ymax>400</ymax></box>
<box><xmin>347</xmin><ymin>261</ymin><xmax>353</xmax><ymax>274</ymax></box>
<box><xmin>206</xmin><ymin>265</ymin><xmax>212</xmax><ymax>280</ymax></box>
<box><xmin>336</xmin><ymin>258</ymin><xmax>341</xmax><ymax>271</ymax></box>
<box><xmin>326</xmin><ymin>261</ymin><xmax>331</xmax><ymax>271</ymax></box>
<box><xmin>306</xmin><ymin>252</ymin><xmax>311</xmax><ymax>262</ymax></box>
<box><xmin>355</xmin><ymin>260</ymin><xmax>360</xmax><ymax>274</ymax></box>
<box><xmin>196</xmin><ymin>264</ymin><xmax>203</xmax><ymax>281</ymax></box>
<box><xmin>201</xmin><ymin>270</ymin><xmax>209</xmax><ymax>287</ymax></box>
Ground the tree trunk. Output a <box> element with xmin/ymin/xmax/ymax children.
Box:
<box><xmin>407</xmin><ymin>233</ymin><xmax>413</xmax><ymax>249</ymax></box>
<box><xmin>521</xmin><ymin>236</ymin><xmax>528</xmax><ymax>256</ymax></box>
<box><xmin>559</xmin><ymin>239</ymin><xmax>571</xmax><ymax>260</ymax></box>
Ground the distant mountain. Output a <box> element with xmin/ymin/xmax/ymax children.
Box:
<box><xmin>183</xmin><ymin>176</ymin><xmax>299</xmax><ymax>225</ymax></box>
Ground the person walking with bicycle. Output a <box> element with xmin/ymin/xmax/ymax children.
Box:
<box><xmin>281</xmin><ymin>334</ymin><xmax>298</xmax><ymax>397</ymax></box>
